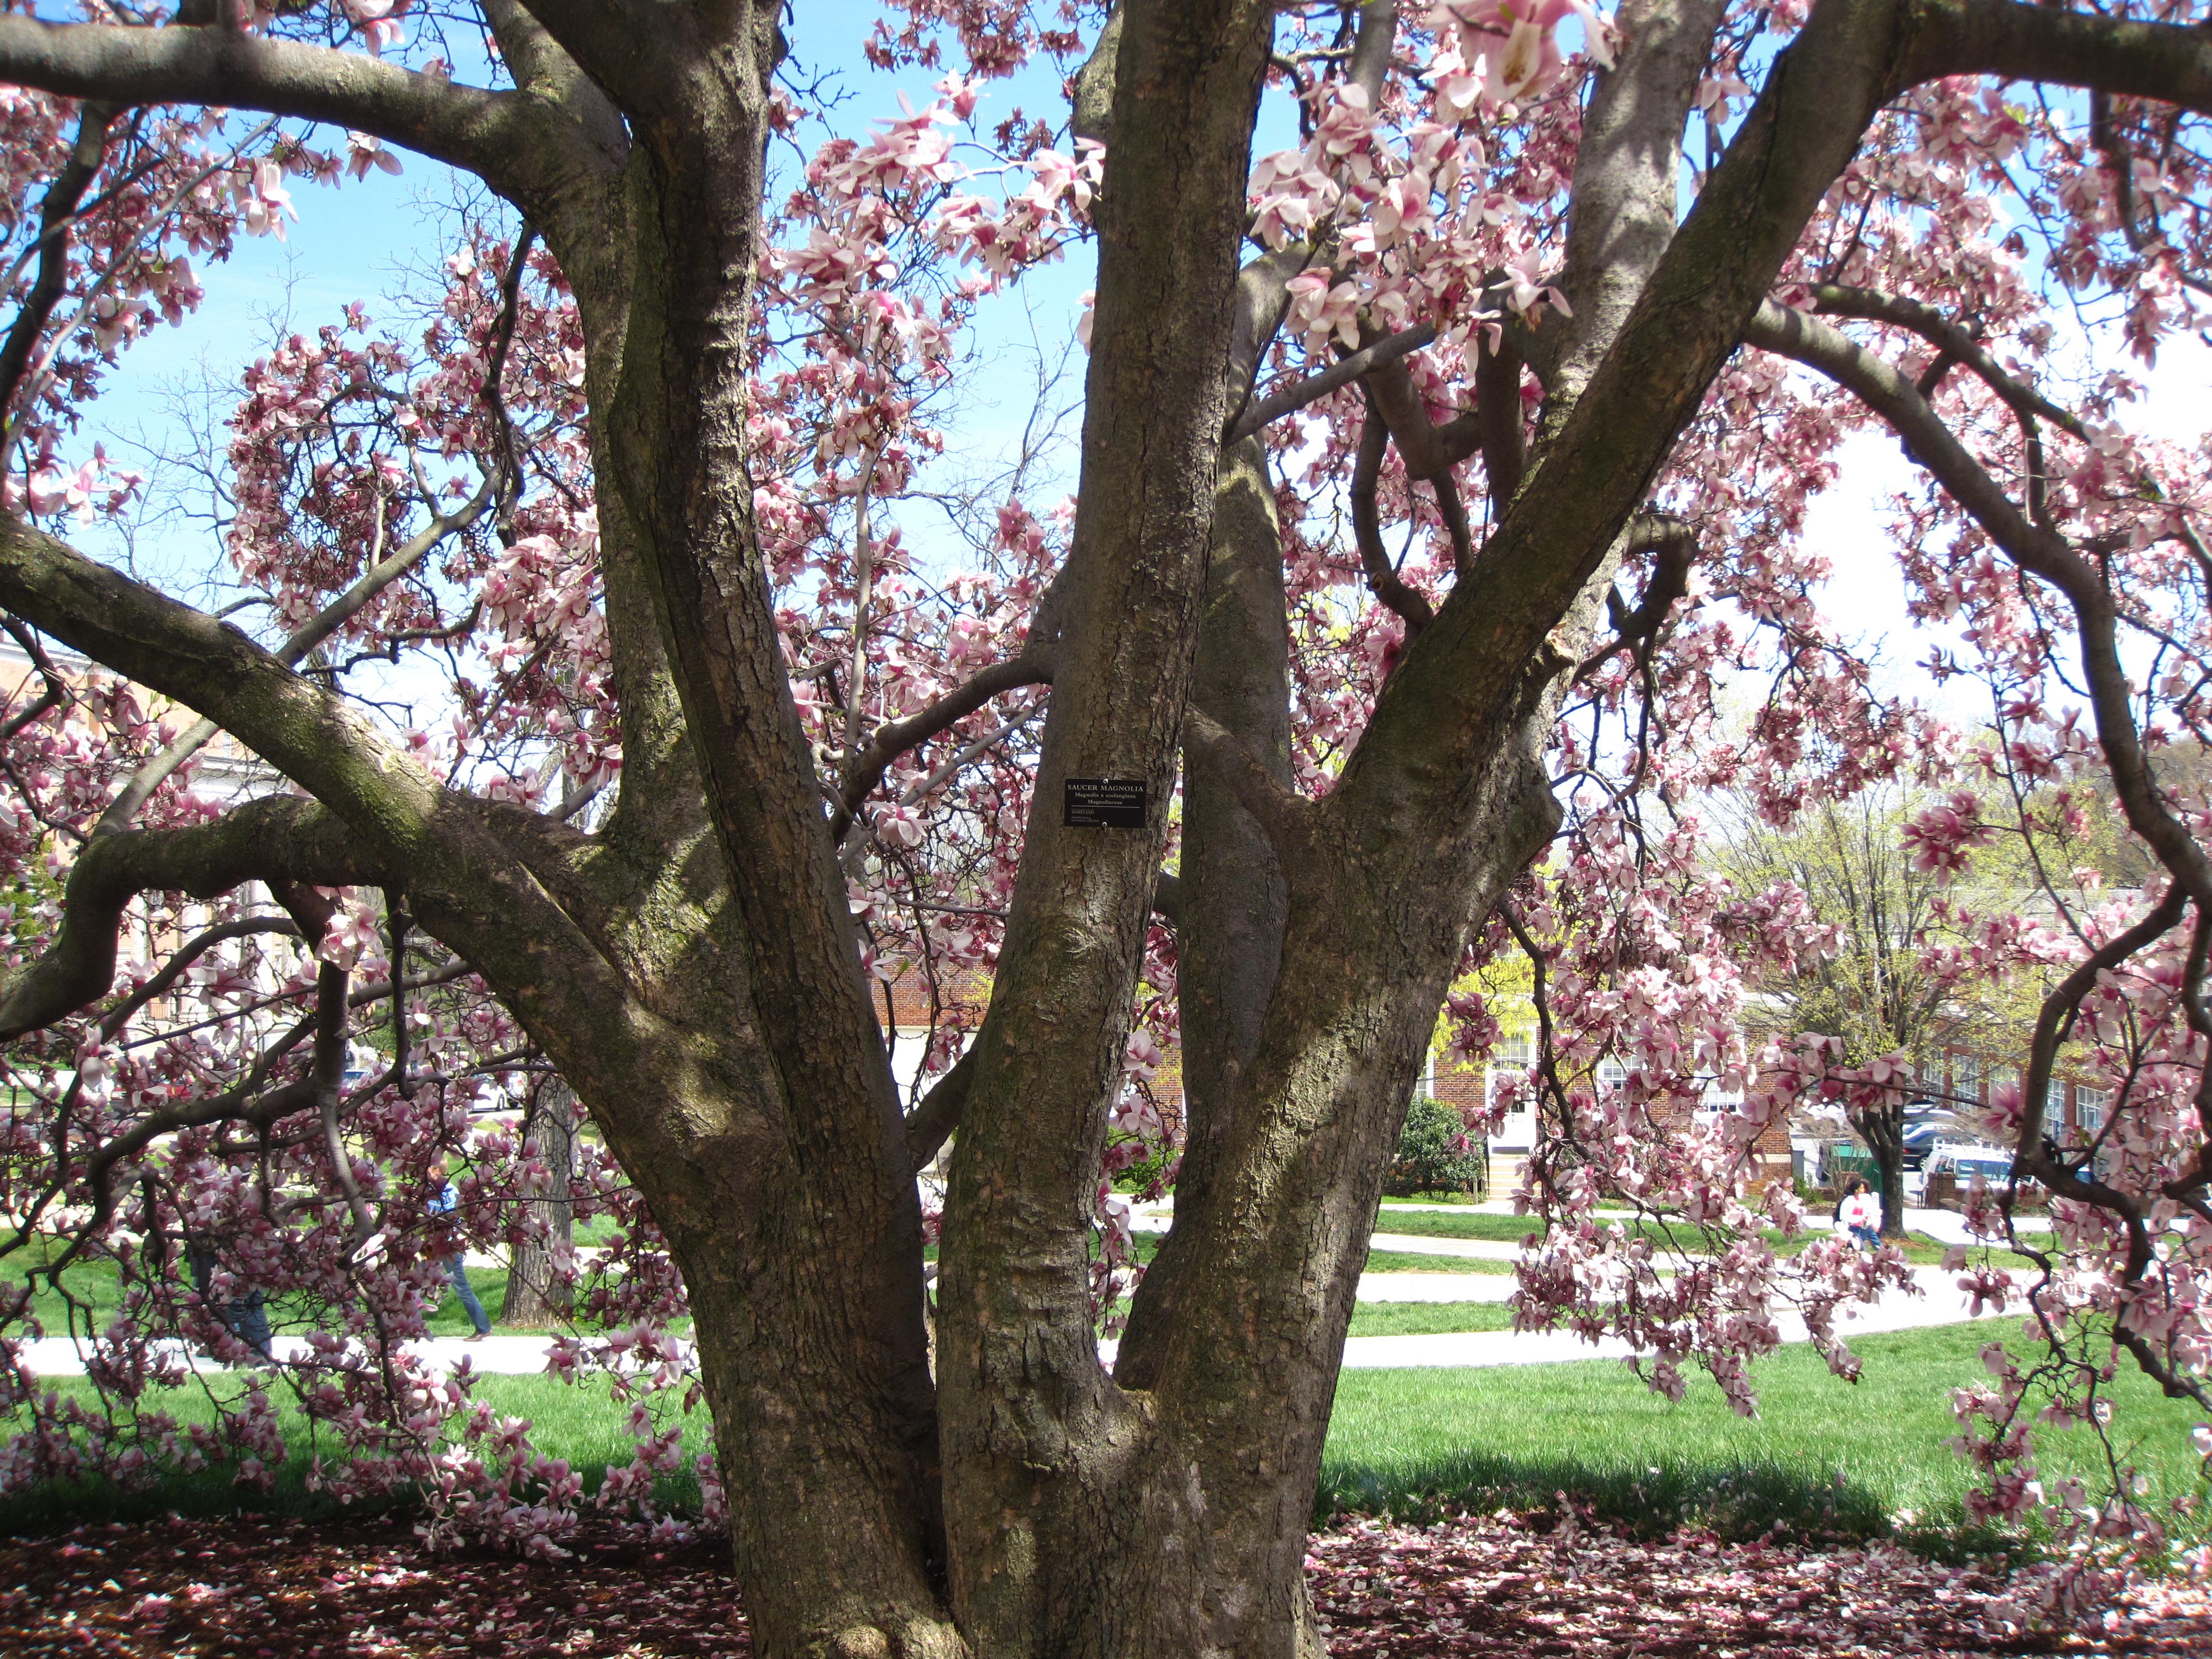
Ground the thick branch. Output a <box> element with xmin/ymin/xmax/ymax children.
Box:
<box><xmin>1350</xmin><ymin>405</ymin><xmax>1436</xmax><ymax>633</ymax></box>
<box><xmin>0</xmin><ymin>795</ymin><xmax>382</xmax><ymax>1041</ymax></box>
<box><xmin>832</xmin><ymin>656</ymin><xmax>1053</xmax><ymax>843</ymax></box>
<box><xmin>2015</xmin><ymin>886</ymin><xmax>2187</xmax><ymax>1207</ymax></box>
<box><xmin>1910</xmin><ymin>0</ymin><xmax>2212</xmax><ymax>115</ymax></box>
<box><xmin>1432</xmin><ymin>469</ymin><xmax>1476</xmax><ymax>579</ymax></box>
<box><xmin>0</xmin><ymin>514</ymin><xmax>456</xmax><ymax>854</ymax></box>
<box><xmin>1575</xmin><ymin>513</ymin><xmax>1698</xmax><ymax>675</ymax></box>
<box><xmin>513</xmin><ymin>0</ymin><xmax>702</xmax><ymax>115</ymax></box>
<box><xmin>0</xmin><ymin>18</ymin><xmax>591</xmax><ymax>210</ymax></box>
<box><xmin>1225</xmin><ymin>321</ymin><xmax>1435</xmax><ymax>443</ymax></box>
<box><xmin>1339</xmin><ymin>0</ymin><xmax>1918</xmax><ymax>829</ymax></box>
<box><xmin>1744</xmin><ymin>299</ymin><xmax>2212</xmax><ymax>913</ymax></box>
<box><xmin>1149</xmin><ymin>868</ymin><xmax>1182</xmax><ymax>925</ymax></box>
<box><xmin>1745</xmin><ymin>301</ymin><xmax>2064</xmax><ymax>572</ymax></box>
<box><xmin>95</xmin><ymin>452</ymin><xmax>500</xmax><ymax>838</ymax></box>
<box><xmin>1472</xmin><ymin>323</ymin><xmax>1526</xmax><ymax>508</ymax></box>
<box><xmin>1215</xmin><ymin>4</ymin><xmax>1398</xmax><ymax>426</ymax></box>
<box><xmin>481</xmin><ymin>0</ymin><xmax>629</xmax><ymax>162</ymax></box>
<box><xmin>1070</xmin><ymin>4</ymin><xmax>1124</xmax><ymax>148</ymax></box>
<box><xmin>0</xmin><ymin>101</ymin><xmax>113</xmax><ymax>420</ymax></box>
<box><xmin>1809</xmin><ymin>284</ymin><xmax>2089</xmax><ymax>439</ymax></box>
<box><xmin>1554</xmin><ymin>0</ymin><xmax>1734</xmax><ymax>399</ymax></box>
<box><xmin>1362</xmin><ymin>348</ymin><xmax>1479</xmax><ymax>482</ymax></box>
<box><xmin>1184</xmin><ymin>707</ymin><xmax>1319</xmax><ymax>868</ymax></box>
<box><xmin>903</xmin><ymin>1048</ymin><xmax>974</xmax><ymax>1175</ymax></box>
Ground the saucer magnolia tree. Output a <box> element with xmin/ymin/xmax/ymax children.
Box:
<box><xmin>0</xmin><ymin>0</ymin><xmax>2211</xmax><ymax>1651</ymax></box>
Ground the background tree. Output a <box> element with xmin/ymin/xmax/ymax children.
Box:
<box><xmin>1722</xmin><ymin>788</ymin><xmax>1967</xmax><ymax>1233</ymax></box>
<box><xmin>0</xmin><ymin>1</ymin><xmax>2205</xmax><ymax>1653</ymax></box>
<box><xmin>500</xmin><ymin>1070</ymin><xmax>575</xmax><ymax>1327</ymax></box>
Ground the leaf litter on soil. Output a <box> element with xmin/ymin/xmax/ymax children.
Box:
<box><xmin>1</xmin><ymin>1510</ymin><xmax>2209</xmax><ymax>1656</ymax></box>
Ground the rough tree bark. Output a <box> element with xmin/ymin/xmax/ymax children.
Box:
<box><xmin>501</xmin><ymin>1073</ymin><xmax>576</xmax><ymax>1327</ymax></box>
<box><xmin>1</xmin><ymin>1</ymin><xmax>2210</xmax><ymax>1655</ymax></box>
<box><xmin>1856</xmin><ymin>1101</ymin><xmax>1910</xmax><ymax>1239</ymax></box>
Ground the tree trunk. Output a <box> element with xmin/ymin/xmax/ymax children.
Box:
<box><xmin>932</xmin><ymin>4</ymin><xmax>1279</xmax><ymax>1653</ymax></box>
<box><xmin>502</xmin><ymin>1074</ymin><xmax>576</xmax><ymax>1326</ymax></box>
<box><xmin>521</xmin><ymin>953</ymin><xmax>961</xmax><ymax>1659</ymax></box>
<box><xmin>1857</xmin><ymin>1103</ymin><xmax>1908</xmax><ymax>1237</ymax></box>
<box><xmin>1879</xmin><ymin>1133</ymin><xmax>1908</xmax><ymax>1238</ymax></box>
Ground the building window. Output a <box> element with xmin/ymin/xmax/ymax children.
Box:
<box><xmin>1487</xmin><ymin>1034</ymin><xmax>1535</xmax><ymax>1150</ymax></box>
<box><xmin>2074</xmin><ymin>1086</ymin><xmax>2110</xmax><ymax>1134</ymax></box>
<box><xmin>1952</xmin><ymin>1052</ymin><xmax>1980</xmax><ymax>1105</ymax></box>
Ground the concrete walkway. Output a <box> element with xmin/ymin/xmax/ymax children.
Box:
<box><xmin>1317</xmin><ymin>1264</ymin><xmax>2013</xmax><ymax>1369</ymax></box>
<box><xmin>1141</xmin><ymin>1199</ymin><xmax>2052</xmax><ymax>1238</ymax></box>
<box><xmin>20</xmin><ymin>1208</ymin><xmax>2045</xmax><ymax>1380</ymax></box>
<box><xmin>19</xmin><ymin>1265</ymin><xmax>2010</xmax><ymax>1379</ymax></box>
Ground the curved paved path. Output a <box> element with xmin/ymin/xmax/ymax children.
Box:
<box><xmin>20</xmin><ymin>1266</ymin><xmax>2010</xmax><ymax>1377</ymax></box>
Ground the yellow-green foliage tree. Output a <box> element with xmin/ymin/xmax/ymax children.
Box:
<box><xmin>1717</xmin><ymin>784</ymin><xmax>2034</xmax><ymax>1232</ymax></box>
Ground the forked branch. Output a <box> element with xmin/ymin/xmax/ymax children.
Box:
<box><xmin>1350</xmin><ymin>404</ymin><xmax>1437</xmax><ymax>633</ymax></box>
<box><xmin>0</xmin><ymin>100</ymin><xmax>114</xmax><ymax>422</ymax></box>
<box><xmin>0</xmin><ymin>795</ymin><xmax>383</xmax><ymax>1041</ymax></box>
<box><xmin>0</xmin><ymin>17</ymin><xmax>589</xmax><ymax>210</ymax></box>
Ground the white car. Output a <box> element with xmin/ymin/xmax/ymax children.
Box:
<box><xmin>1922</xmin><ymin>1144</ymin><xmax>2017</xmax><ymax>1187</ymax></box>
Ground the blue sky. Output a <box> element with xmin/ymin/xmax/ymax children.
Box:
<box><xmin>71</xmin><ymin>5</ymin><xmax>1113</xmax><ymax>598</ymax></box>
<box><xmin>50</xmin><ymin>6</ymin><xmax>2209</xmax><ymax>749</ymax></box>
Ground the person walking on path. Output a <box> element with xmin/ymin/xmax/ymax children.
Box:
<box><xmin>427</xmin><ymin>1158</ymin><xmax>492</xmax><ymax>1342</ymax></box>
<box><xmin>1837</xmin><ymin>1177</ymin><xmax>1882</xmax><ymax>1251</ymax></box>
<box><xmin>185</xmin><ymin>1237</ymin><xmax>274</xmax><ymax>1364</ymax></box>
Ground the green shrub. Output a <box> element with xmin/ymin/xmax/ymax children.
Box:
<box><xmin>1385</xmin><ymin>1097</ymin><xmax>1486</xmax><ymax>1198</ymax></box>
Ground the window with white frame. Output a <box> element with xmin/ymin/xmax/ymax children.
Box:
<box><xmin>2074</xmin><ymin>1084</ymin><xmax>2110</xmax><ymax>1134</ymax></box>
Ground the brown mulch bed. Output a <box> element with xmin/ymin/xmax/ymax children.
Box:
<box><xmin>1</xmin><ymin>1511</ymin><xmax>2208</xmax><ymax>1656</ymax></box>
<box><xmin>0</xmin><ymin>1514</ymin><xmax>749</xmax><ymax>1658</ymax></box>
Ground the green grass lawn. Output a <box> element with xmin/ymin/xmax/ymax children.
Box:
<box><xmin>12</xmin><ymin>1319</ymin><xmax>2203</xmax><ymax>1561</ymax></box>
<box><xmin>1344</xmin><ymin>1301</ymin><xmax>1516</xmax><ymax>1336</ymax></box>
<box><xmin>13</xmin><ymin>1212</ymin><xmax>1954</xmax><ymax>1342</ymax></box>
<box><xmin>1366</xmin><ymin>1207</ymin><xmax>1964</xmax><ymax>1265</ymax></box>
<box><xmin>1321</xmin><ymin>1322</ymin><xmax>2209</xmax><ymax>1554</ymax></box>
<box><xmin>1368</xmin><ymin>1209</ymin><xmax>1545</xmax><ymax>1242</ymax></box>
<box><xmin>1359</xmin><ymin>1248</ymin><xmax>1512</xmax><ymax>1274</ymax></box>
<box><xmin>5</xmin><ymin>1241</ymin><xmax>564</xmax><ymax>1346</ymax></box>
<box><xmin>1377</xmin><ymin>1192</ymin><xmax>1487</xmax><ymax>1207</ymax></box>
<box><xmin>0</xmin><ymin>1369</ymin><xmax>718</xmax><ymax>1537</ymax></box>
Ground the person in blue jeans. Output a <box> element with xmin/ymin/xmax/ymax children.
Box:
<box><xmin>187</xmin><ymin>1238</ymin><xmax>274</xmax><ymax>1363</ymax></box>
<box><xmin>1837</xmin><ymin>1176</ymin><xmax>1882</xmax><ymax>1251</ymax></box>
<box><xmin>426</xmin><ymin>1159</ymin><xmax>491</xmax><ymax>1342</ymax></box>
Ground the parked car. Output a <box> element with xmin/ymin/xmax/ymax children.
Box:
<box><xmin>1923</xmin><ymin>1144</ymin><xmax>2016</xmax><ymax>1186</ymax></box>
<box><xmin>1901</xmin><ymin>1121</ymin><xmax>1951</xmax><ymax>1171</ymax></box>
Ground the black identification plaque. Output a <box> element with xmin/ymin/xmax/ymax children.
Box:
<box><xmin>1064</xmin><ymin>777</ymin><xmax>1147</xmax><ymax>829</ymax></box>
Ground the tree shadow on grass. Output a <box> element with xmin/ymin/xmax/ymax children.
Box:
<box><xmin>0</xmin><ymin>1443</ymin><xmax>702</xmax><ymax>1538</ymax></box>
<box><xmin>1316</xmin><ymin>1449</ymin><xmax>2015</xmax><ymax>1559</ymax></box>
